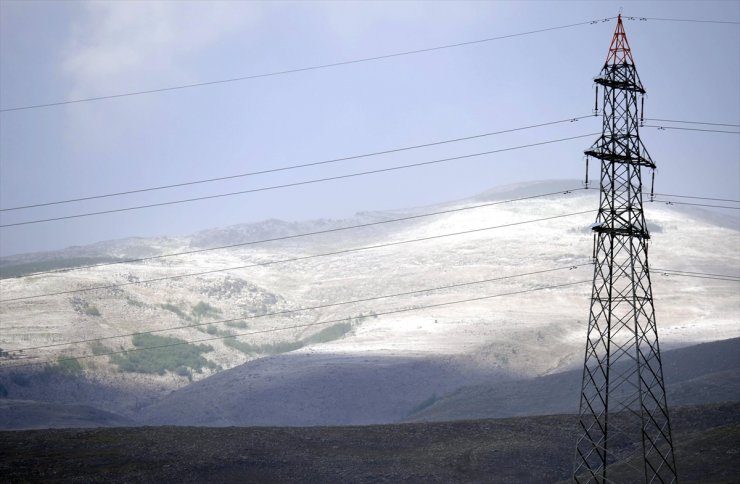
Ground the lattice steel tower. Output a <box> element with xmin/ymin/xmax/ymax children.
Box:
<box><xmin>573</xmin><ymin>15</ymin><xmax>678</xmax><ymax>483</ymax></box>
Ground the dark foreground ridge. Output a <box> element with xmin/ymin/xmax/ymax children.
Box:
<box><xmin>1</xmin><ymin>402</ymin><xmax>738</xmax><ymax>483</ymax></box>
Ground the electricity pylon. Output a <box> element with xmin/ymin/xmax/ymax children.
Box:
<box><xmin>573</xmin><ymin>15</ymin><xmax>678</xmax><ymax>483</ymax></box>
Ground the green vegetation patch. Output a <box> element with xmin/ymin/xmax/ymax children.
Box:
<box><xmin>126</xmin><ymin>297</ymin><xmax>145</xmax><ymax>308</ymax></box>
<box><xmin>225</xmin><ymin>320</ymin><xmax>248</xmax><ymax>329</ymax></box>
<box><xmin>71</xmin><ymin>297</ymin><xmax>101</xmax><ymax>317</ymax></box>
<box><xmin>30</xmin><ymin>357</ymin><xmax>84</xmax><ymax>377</ymax></box>
<box><xmin>109</xmin><ymin>333</ymin><xmax>215</xmax><ymax>376</ymax></box>
<box><xmin>159</xmin><ymin>301</ymin><xmax>222</xmax><ymax>323</ymax></box>
<box><xmin>223</xmin><ymin>337</ymin><xmax>302</xmax><ymax>356</ymax></box>
<box><xmin>225</xmin><ymin>320</ymin><xmax>355</xmax><ymax>356</ymax></box>
<box><xmin>304</xmin><ymin>321</ymin><xmax>353</xmax><ymax>345</ymax></box>
<box><xmin>160</xmin><ymin>303</ymin><xmax>192</xmax><ymax>321</ymax></box>
<box><xmin>0</xmin><ymin>256</ymin><xmax>123</xmax><ymax>279</ymax></box>
<box><xmin>192</xmin><ymin>301</ymin><xmax>221</xmax><ymax>320</ymax></box>
<box><xmin>52</xmin><ymin>357</ymin><xmax>83</xmax><ymax>374</ymax></box>
<box><xmin>89</xmin><ymin>341</ymin><xmax>111</xmax><ymax>356</ymax></box>
<box><xmin>84</xmin><ymin>305</ymin><xmax>101</xmax><ymax>317</ymax></box>
<box><xmin>222</xmin><ymin>337</ymin><xmax>256</xmax><ymax>355</ymax></box>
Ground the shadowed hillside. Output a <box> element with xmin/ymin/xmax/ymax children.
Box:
<box><xmin>137</xmin><ymin>337</ymin><xmax>740</xmax><ymax>427</ymax></box>
<box><xmin>405</xmin><ymin>337</ymin><xmax>740</xmax><ymax>422</ymax></box>
<box><xmin>0</xmin><ymin>399</ymin><xmax>134</xmax><ymax>430</ymax></box>
<box><xmin>3</xmin><ymin>337</ymin><xmax>738</xmax><ymax>430</ymax></box>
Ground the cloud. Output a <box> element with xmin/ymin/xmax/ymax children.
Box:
<box><xmin>62</xmin><ymin>2</ymin><xmax>259</xmax><ymax>98</ymax></box>
<box><xmin>314</xmin><ymin>1</ymin><xmax>491</xmax><ymax>44</ymax></box>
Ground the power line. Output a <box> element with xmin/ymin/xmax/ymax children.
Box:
<box><xmin>0</xmin><ymin>210</ymin><xmax>594</xmax><ymax>303</ymax></box>
<box><xmin>2</xmin><ymin>115</ymin><xmax>731</xmax><ymax>213</ymax></box>
<box><xmin>650</xmin><ymin>192</ymin><xmax>740</xmax><ymax>204</ymax></box>
<box><xmin>652</xmin><ymin>268</ymin><xmax>740</xmax><ymax>279</ymax></box>
<box><xmin>643</xmin><ymin>118</ymin><xmax>740</xmax><ymax>128</ymax></box>
<box><xmin>652</xmin><ymin>200</ymin><xmax>740</xmax><ymax>210</ymax></box>
<box><xmin>0</xmin><ymin>188</ymin><xmax>584</xmax><ymax>279</ymax></box>
<box><xmin>0</xmin><ymin>18</ymin><xmax>615</xmax><ymax>113</ymax></box>
<box><xmin>643</xmin><ymin>125</ymin><xmax>740</xmax><ymax>134</ymax></box>
<box><xmin>0</xmin><ymin>133</ymin><xmax>599</xmax><ymax>228</ymax></box>
<box><xmin>9</xmin><ymin>264</ymin><xmax>593</xmax><ymax>354</ymax></box>
<box><xmin>2</xmin><ymin>265</ymin><xmax>735</xmax><ymax>368</ymax></box>
<box><xmin>583</xmin><ymin>186</ymin><xmax>740</xmax><ymax>205</ymax></box>
<box><xmin>1</xmin><ymin>186</ymin><xmax>733</xmax><ymax>280</ymax></box>
<box><xmin>625</xmin><ymin>16</ymin><xmax>740</xmax><ymax>25</ymax></box>
<box><xmin>655</xmin><ymin>271</ymin><xmax>740</xmax><ymax>282</ymax></box>
<box><xmin>13</xmin><ymin>263</ymin><xmax>732</xmax><ymax>355</ymax></box>
<box><xmin>0</xmin><ymin>116</ymin><xmax>592</xmax><ymax>213</ymax></box>
<box><xmin>2</xmin><ymin>279</ymin><xmax>592</xmax><ymax>369</ymax></box>
<box><xmin>1</xmin><ymin>14</ymin><xmax>732</xmax><ymax>114</ymax></box>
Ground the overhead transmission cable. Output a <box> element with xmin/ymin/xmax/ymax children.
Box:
<box><xmin>0</xmin><ymin>116</ymin><xmax>592</xmax><ymax>213</ymax></box>
<box><xmin>583</xmin><ymin>187</ymin><xmax>740</xmax><ymax>207</ymax></box>
<box><xmin>668</xmin><ymin>274</ymin><xmax>740</xmax><ymax>282</ymax></box>
<box><xmin>649</xmin><ymin>192</ymin><xmax>740</xmax><ymax>204</ymax></box>
<box><xmin>1</xmin><ymin>115</ymin><xmax>733</xmax><ymax>214</ymax></box>
<box><xmin>2</xmin><ymin>15</ymin><xmax>734</xmax><ymax>113</ymax></box>
<box><xmin>2</xmin><ymin>279</ymin><xmax>592</xmax><ymax>370</ymax></box>
<box><xmin>651</xmin><ymin>200</ymin><xmax>740</xmax><ymax>210</ymax></box>
<box><xmin>642</xmin><ymin>125</ymin><xmax>740</xmax><ymax>135</ymax></box>
<box><xmin>0</xmin><ymin>18</ymin><xmax>616</xmax><ymax>113</ymax></box>
<box><xmin>643</xmin><ymin>118</ymin><xmax>740</xmax><ymax>128</ymax></box>
<box><xmin>1</xmin><ymin>14</ymin><xmax>733</xmax><ymax>113</ymax></box>
<box><xmin>625</xmin><ymin>15</ymin><xmax>740</xmax><ymax>25</ymax></box>
<box><xmin>0</xmin><ymin>188</ymin><xmax>584</xmax><ymax>278</ymax></box>
<box><xmin>1</xmin><ymin>186</ymin><xmax>734</xmax><ymax>281</ymax></box>
<box><xmin>2</xmin><ymin>266</ymin><xmax>734</xmax><ymax>368</ymax></box>
<box><xmin>0</xmin><ymin>133</ymin><xmax>599</xmax><ymax>228</ymax></box>
<box><xmin>8</xmin><ymin>265</ymin><xmax>734</xmax><ymax>356</ymax></box>
<box><xmin>10</xmin><ymin>263</ymin><xmax>593</xmax><ymax>354</ymax></box>
<box><xmin>0</xmin><ymin>210</ymin><xmax>595</xmax><ymax>303</ymax></box>
<box><xmin>653</xmin><ymin>268</ymin><xmax>740</xmax><ymax>282</ymax></box>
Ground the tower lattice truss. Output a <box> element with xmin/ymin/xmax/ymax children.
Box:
<box><xmin>573</xmin><ymin>15</ymin><xmax>678</xmax><ymax>483</ymax></box>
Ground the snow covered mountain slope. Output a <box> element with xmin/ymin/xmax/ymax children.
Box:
<box><xmin>1</xmin><ymin>180</ymin><xmax>737</xmax><ymax>421</ymax></box>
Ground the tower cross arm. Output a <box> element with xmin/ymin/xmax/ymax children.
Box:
<box><xmin>584</xmin><ymin>149</ymin><xmax>656</xmax><ymax>169</ymax></box>
<box><xmin>594</xmin><ymin>76</ymin><xmax>645</xmax><ymax>94</ymax></box>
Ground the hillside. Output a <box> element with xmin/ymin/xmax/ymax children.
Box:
<box><xmin>0</xmin><ymin>399</ymin><xmax>134</xmax><ymax>430</ymax></box>
<box><xmin>138</xmin><ymin>336</ymin><xmax>739</xmax><ymax>427</ymax></box>
<box><xmin>405</xmin><ymin>337</ymin><xmax>740</xmax><ymax>423</ymax></box>
<box><xmin>1</xmin><ymin>180</ymin><xmax>738</xmax><ymax>425</ymax></box>
<box><xmin>1</xmin><ymin>402</ymin><xmax>737</xmax><ymax>483</ymax></box>
<box><xmin>2</xmin><ymin>337</ymin><xmax>736</xmax><ymax>429</ymax></box>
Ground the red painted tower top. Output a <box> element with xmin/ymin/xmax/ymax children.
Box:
<box><xmin>604</xmin><ymin>14</ymin><xmax>635</xmax><ymax>66</ymax></box>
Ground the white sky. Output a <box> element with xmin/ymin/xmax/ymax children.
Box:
<box><xmin>1</xmin><ymin>0</ymin><xmax>738</xmax><ymax>257</ymax></box>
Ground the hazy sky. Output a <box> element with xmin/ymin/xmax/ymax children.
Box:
<box><xmin>1</xmin><ymin>0</ymin><xmax>738</xmax><ymax>257</ymax></box>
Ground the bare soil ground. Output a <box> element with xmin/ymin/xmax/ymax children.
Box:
<box><xmin>1</xmin><ymin>402</ymin><xmax>738</xmax><ymax>483</ymax></box>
